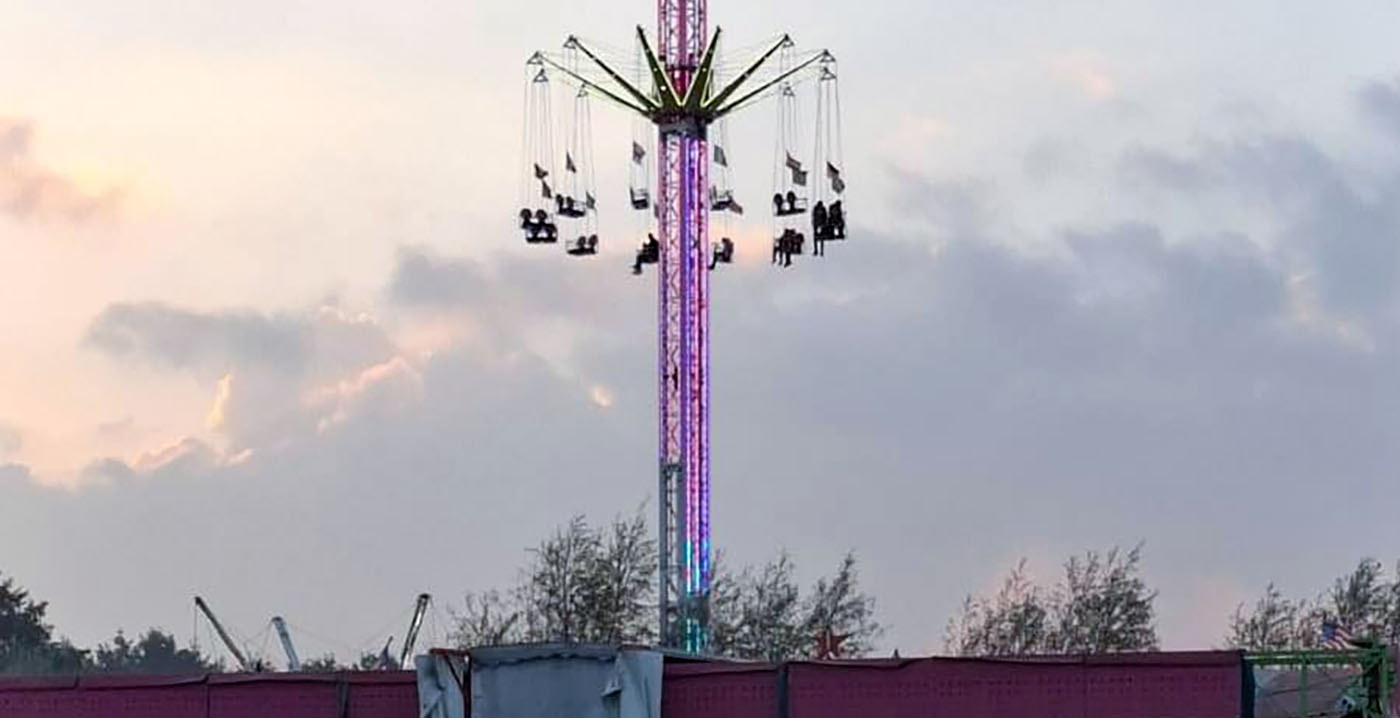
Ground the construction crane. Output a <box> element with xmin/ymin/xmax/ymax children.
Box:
<box><xmin>194</xmin><ymin>596</ymin><xmax>253</xmax><ymax>672</ymax></box>
<box><xmin>398</xmin><ymin>593</ymin><xmax>431</xmax><ymax>669</ymax></box>
<box><xmin>271</xmin><ymin>616</ymin><xmax>301</xmax><ymax>672</ymax></box>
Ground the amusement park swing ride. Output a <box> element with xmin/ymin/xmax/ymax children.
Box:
<box><xmin>518</xmin><ymin>0</ymin><xmax>846</xmax><ymax>653</ymax></box>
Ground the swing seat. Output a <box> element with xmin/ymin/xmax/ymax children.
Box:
<box><xmin>630</xmin><ymin>188</ymin><xmax>651</xmax><ymax>210</ymax></box>
<box><xmin>567</xmin><ymin>235</ymin><xmax>598</xmax><ymax>256</ymax></box>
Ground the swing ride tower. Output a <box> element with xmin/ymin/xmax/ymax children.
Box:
<box><xmin>522</xmin><ymin>0</ymin><xmax>843</xmax><ymax>654</ymax></box>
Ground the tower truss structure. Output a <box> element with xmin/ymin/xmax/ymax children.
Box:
<box><xmin>525</xmin><ymin>1</ymin><xmax>839</xmax><ymax>653</ymax></box>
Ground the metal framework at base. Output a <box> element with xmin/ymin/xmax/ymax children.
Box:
<box><xmin>1246</xmin><ymin>645</ymin><xmax>1395</xmax><ymax>718</ymax></box>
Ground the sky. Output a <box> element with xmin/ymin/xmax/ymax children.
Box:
<box><xmin>2</xmin><ymin>0</ymin><xmax>1400</xmax><ymax>663</ymax></box>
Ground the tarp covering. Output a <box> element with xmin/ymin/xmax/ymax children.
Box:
<box><xmin>0</xmin><ymin>671</ymin><xmax>417</xmax><ymax>718</ymax></box>
<box><xmin>785</xmin><ymin>651</ymin><xmax>1243</xmax><ymax>718</ymax></box>
<box><xmin>469</xmin><ymin>644</ymin><xmax>663</xmax><ymax>718</ymax></box>
<box><xmin>418</xmin><ymin>652</ymin><xmax>468</xmax><ymax>718</ymax></box>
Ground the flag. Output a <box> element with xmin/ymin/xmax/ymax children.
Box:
<box><xmin>533</xmin><ymin>163</ymin><xmax>549</xmax><ymax>180</ymax></box>
<box><xmin>1321</xmin><ymin>622</ymin><xmax>1354</xmax><ymax>650</ymax></box>
<box><xmin>584</xmin><ymin>192</ymin><xmax>596</xmax><ymax>210</ymax></box>
<box><xmin>565</xmin><ymin>153</ymin><xmax>577</xmax><ymax>173</ymax></box>
<box><xmin>632</xmin><ymin>141</ymin><xmax>647</xmax><ymax>164</ymax></box>
<box><xmin>791</xmin><ymin>167</ymin><xmax>808</xmax><ymax>187</ymax></box>
<box><xmin>729</xmin><ymin>199</ymin><xmax>744</xmax><ymax>215</ymax></box>
<box><xmin>831</xmin><ymin>175</ymin><xmax>846</xmax><ymax>194</ymax></box>
<box><xmin>785</xmin><ymin>152</ymin><xmax>803</xmax><ymax>172</ymax></box>
<box><xmin>827</xmin><ymin>162</ymin><xmax>842</xmax><ymax>180</ymax></box>
<box><xmin>714</xmin><ymin>145</ymin><xmax>728</xmax><ymax>167</ymax></box>
<box><xmin>540</xmin><ymin>180</ymin><xmax>553</xmax><ymax>200</ymax></box>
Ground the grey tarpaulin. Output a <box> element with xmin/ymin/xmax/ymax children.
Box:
<box><xmin>418</xmin><ymin>652</ymin><xmax>468</xmax><ymax>718</ymax></box>
<box><xmin>469</xmin><ymin>644</ymin><xmax>662</xmax><ymax>718</ymax></box>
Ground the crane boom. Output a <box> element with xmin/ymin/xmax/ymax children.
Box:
<box><xmin>194</xmin><ymin>596</ymin><xmax>250</xmax><ymax>671</ymax></box>
<box><xmin>398</xmin><ymin>593</ymin><xmax>431</xmax><ymax>669</ymax></box>
<box><xmin>271</xmin><ymin>616</ymin><xmax>300</xmax><ymax>672</ymax></box>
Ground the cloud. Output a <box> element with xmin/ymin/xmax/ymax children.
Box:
<box><xmin>205</xmin><ymin>374</ymin><xmax>234</xmax><ymax>430</ymax></box>
<box><xmin>0</xmin><ymin>117</ymin><xmax>122</xmax><ymax>224</ymax></box>
<box><xmin>0</xmin><ymin>423</ymin><xmax>22</xmax><ymax>457</ymax></box>
<box><xmin>84</xmin><ymin>302</ymin><xmax>311</xmax><ymax>375</ymax></box>
<box><xmin>1357</xmin><ymin>76</ymin><xmax>1400</xmax><ymax>139</ymax></box>
<box><xmin>0</xmin><ymin>462</ymin><xmax>33</xmax><ymax>484</ymax></box>
<box><xmin>1051</xmin><ymin>52</ymin><xmax>1117</xmax><ymax>101</ymax></box>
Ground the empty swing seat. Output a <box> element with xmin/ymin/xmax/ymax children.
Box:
<box><xmin>630</xmin><ymin>188</ymin><xmax>651</xmax><ymax>210</ymax></box>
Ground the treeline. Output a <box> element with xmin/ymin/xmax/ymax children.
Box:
<box><xmin>448</xmin><ymin>511</ymin><xmax>884</xmax><ymax>661</ymax></box>
<box><xmin>0</xmin><ymin>575</ymin><xmax>218</xmax><ymax>675</ymax></box>
<box><xmin>8</xmin><ymin>515</ymin><xmax>1400</xmax><ymax>675</ymax></box>
<box><xmin>945</xmin><ymin>547</ymin><xmax>1400</xmax><ymax>656</ymax></box>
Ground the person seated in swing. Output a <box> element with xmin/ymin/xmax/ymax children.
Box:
<box><xmin>568</xmin><ymin>234</ymin><xmax>598</xmax><ymax>256</ymax></box>
<box><xmin>710</xmin><ymin>238</ymin><xmax>734</xmax><ymax>269</ymax></box>
<box><xmin>772</xmin><ymin>192</ymin><xmax>786</xmax><ymax>216</ymax></box>
<box><xmin>828</xmin><ymin>200</ymin><xmax>845</xmax><ymax>239</ymax></box>
<box><xmin>632</xmin><ymin>234</ymin><xmax>660</xmax><ymax>274</ymax></box>
<box><xmin>519</xmin><ymin>208</ymin><xmax>534</xmax><ymax>230</ymax></box>
<box><xmin>811</xmin><ymin>200</ymin><xmax>829</xmax><ymax>251</ymax></box>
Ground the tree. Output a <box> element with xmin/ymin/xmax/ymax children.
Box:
<box><xmin>92</xmin><ymin>629</ymin><xmax>219</xmax><ymax>674</ymax></box>
<box><xmin>1053</xmin><ymin>545</ymin><xmax>1158</xmax><ymax>653</ymax></box>
<box><xmin>946</xmin><ymin>545</ymin><xmax>1158</xmax><ymax>656</ymax></box>
<box><xmin>721</xmin><ymin>553</ymin><xmax>804</xmax><ymax>661</ymax></box>
<box><xmin>450</xmin><ymin>590</ymin><xmax>521</xmax><ymax>649</ymax></box>
<box><xmin>0</xmin><ymin>572</ymin><xmax>88</xmax><ymax>675</ymax></box>
<box><xmin>450</xmin><ymin>514</ymin><xmax>881</xmax><ymax>660</ymax></box>
<box><xmin>1326</xmin><ymin>558</ymin><xmax>1392</xmax><ymax>641</ymax></box>
<box><xmin>1225</xmin><ymin>583</ymin><xmax>1321</xmax><ymax>651</ymax></box>
<box><xmin>298</xmin><ymin>653</ymin><xmax>346</xmax><ymax>672</ymax></box>
<box><xmin>1227</xmin><ymin>558</ymin><xmax>1400</xmax><ymax>649</ymax></box>
<box><xmin>802</xmin><ymin>553</ymin><xmax>882</xmax><ymax>658</ymax></box>
<box><xmin>581</xmin><ymin>510</ymin><xmax>657</xmax><ymax>644</ymax></box>
<box><xmin>711</xmin><ymin>551</ymin><xmax>882</xmax><ymax>661</ymax></box>
<box><xmin>453</xmin><ymin>511</ymin><xmax>658</xmax><ymax>648</ymax></box>
<box><xmin>945</xmin><ymin>559</ymin><xmax>1051</xmax><ymax>657</ymax></box>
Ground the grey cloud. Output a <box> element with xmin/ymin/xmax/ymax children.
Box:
<box><xmin>0</xmin><ymin>462</ymin><xmax>33</xmax><ymax>484</ymax></box>
<box><xmin>389</xmin><ymin>246</ymin><xmax>491</xmax><ymax>308</ymax></box>
<box><xmin>0</xmin><ymin>117</ymin><xmax>122</xmax><ymax>224</ymax></box>
<box><xmin>1358</xmin><ymin>77</ymin><xmax>1400</xmax><ymax>140</ymax></box>
<box><xmin>1120</xmin><ymin>126</ymin><xmax>1400</xmax><ymax>319</ymax></box>
<box><xmin>84</xmin><ymin>301</ymin><xmax>404</xmax><ymax>451</ymax></box>
<box><xmin>85</xmin><ymin>302</ymin><xmax>309</xmax><ymax>374</ymax></box>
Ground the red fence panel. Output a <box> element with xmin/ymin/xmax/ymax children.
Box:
<box><xmin>786</xmin><ymin>652</ymin><xmax>1243</xmax><ymax>718</ymax></box>
<box><xmin>663</xmin><ymin>662</ymin><xmax>780</xmax><ymax>718</ymax></box>
<box><xmin>1084</xmin><ymin>653</ymin><xmax>1243</xmax><ymax>718</ymax></box>
<box><xmin>0</xmin><ymin>675</ymin><xmax>207</xmax><ymax>718</ymax></box>
<box><xmin>346</xmin><ymin>672</ymin><xmax>419</xmax><ymax>718</ymax></box>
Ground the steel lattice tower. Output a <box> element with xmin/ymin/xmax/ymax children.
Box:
<box><xmin>525</xmin><ymin>0</ymin><xmax>838</xmax><ymax>653</ymax></box>
<box><xmin>654</xmin><ymin>0</ymin><xmax>711</xmax><ymax>655</ymax></box>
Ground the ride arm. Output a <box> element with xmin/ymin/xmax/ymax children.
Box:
<box><xmin>701</xmin><ymin>34</ymin><xmax>790</xmax><ymax>113</ymax></box>
<box><xmin>635</xmin><ymin>27</ymin><xmax>681</xmax><ymax>112</ymax></box>
<box><xmin>536</xmin><ymin>53</ymin><xmax>654</xmax><ymax>117</ymax></box>
<box><xmin>569</xmin><ymin>34</ymin><xmax>663</xmax><ymax>112</ymax></box>
<box><xmin>709</xmin><ymin>50</ymin><xmax>831</xmax><ymax>119</ymax></box>
<box><xmin>681</xmin><ymin>27</ymin><xmax>723</xmax><ymax>112</ymax></box>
